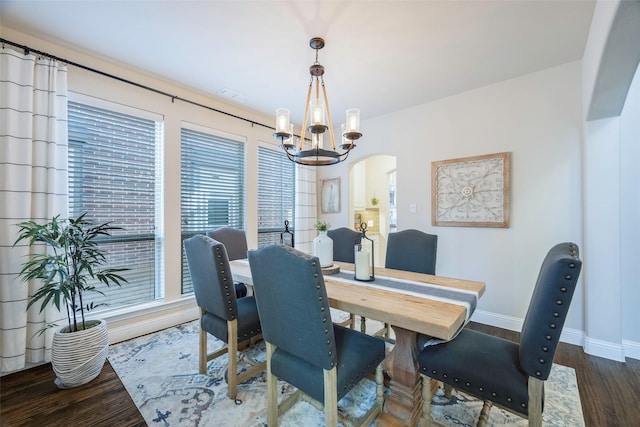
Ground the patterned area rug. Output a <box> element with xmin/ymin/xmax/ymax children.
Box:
<box><xmin>108</xmin><ymin>319</ymin><xmax>584</xmax><ymax>426</ymax></box>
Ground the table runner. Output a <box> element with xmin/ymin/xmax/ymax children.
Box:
<box><xmin>330</xmin><ymin>269</ymin><xmax>479</xmax><ymax>346</ymax></box>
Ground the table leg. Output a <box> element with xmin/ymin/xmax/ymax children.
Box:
<box><xmin>375</xmin><ymin>326</ymin><xmax>422</xmax><ymax>427</ymax></box>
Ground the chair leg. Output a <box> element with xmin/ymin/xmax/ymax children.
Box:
<box><xmin>477</xmin><ymin>401</ymin><xmax>492</xmax><ymax>427</ymax></box>
<box><xmin>227</xmin><ymin>319</ymin><xmax>238</xmax><ymax>400</ymax></box>
<box><xmin>323</xmin><ymin>367</ymin><xmax>339</xmax><ymax>427</ymax></box>
<box><xmin>528</xmin><ymin>377</ymin><xmax>543</xmax><ymax>427</ymax></box>
<box><xmin>444</xmin><ymin>383</ymin><xmax>453</xmax><ymax>398</ymax></box>
<box><xmin>199</xmin><ymin>314</ymin><xmax>207</xmax><ymax>375</ymax></box>
<box><xmin>266</xmin><ymin>342</ymin><xmax>279</xmax><ymax>427</ymax></box>
<box><xmin>360</xmin><ymin>316</ymin><xmax>367</xmax><ymax>333</ymax></box>
<box><xmin>375</xmin><ymin>363</ymin><xmax>384</xmax><ymax>410</ymax></box>
<box><xmin>350</xmin><ymin>313</ymin><xmax>356</xmax><ymax>329</ymax></box>
<box><xmin>420</xmin><ymin>374</ymin><xmax>435</xmax><ymax>426</ymax></box>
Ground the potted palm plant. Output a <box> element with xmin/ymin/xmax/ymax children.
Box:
<box><xmin>14</xmin><ymin>213</ymin><xmax>128</xmax><ymax>388</ymax></box>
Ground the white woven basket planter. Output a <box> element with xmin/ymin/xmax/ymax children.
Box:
<box><xmin>51</xmin><ymin>319</ymin><xmax>109</xmax><ymax>389</ymax></box>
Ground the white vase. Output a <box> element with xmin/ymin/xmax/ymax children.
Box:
<box><xmin>51</xmin><ymin>318</ymin><xmax>109</xmax><ymax>389</ymax></box>
<box><xmin>313</xmin><ymin>231</ymin><xmax>334</xmax><ymax>268</ymax></box>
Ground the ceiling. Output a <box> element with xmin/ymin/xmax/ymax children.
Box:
<box><xmin>1</xmin><ymin>1</ymin><xmax>596</xmax><ymax>127</ymax></box>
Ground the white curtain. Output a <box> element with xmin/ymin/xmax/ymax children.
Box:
<box><xmin>0</xmin><ymin>47</ymin><xmax>69</xmax><ymax>373</ymax></box>
<box><xmin>294</xmin><ymin>164</ymin><xmax>318</xmax><ymax>254</ymax></box>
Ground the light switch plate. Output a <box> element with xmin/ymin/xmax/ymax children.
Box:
<box><xmin>409</xmin><ymin>203</ymin><xmax>417</xmax><ymax>214</ymax></box>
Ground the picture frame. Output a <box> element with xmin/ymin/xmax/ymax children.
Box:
<box><xmin>321</xmin><ymin>177</ymin><xmax>341</xmax><ymax>214</ymax></box>
<box><xmin>432</xmin><ymin>152</ymin><xmax>510</xmax><ymax>228</ymax></box>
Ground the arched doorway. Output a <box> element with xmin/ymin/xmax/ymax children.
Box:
<box><xmin>349</xmin><ymin>155</ymin><xmax>396</xmax><ymax>267</ymax></box>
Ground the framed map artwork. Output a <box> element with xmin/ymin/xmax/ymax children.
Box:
<box><xmin>432</xmin><ymin>152</ymin><xmax>510</xmax><ymax>228</ymax></box>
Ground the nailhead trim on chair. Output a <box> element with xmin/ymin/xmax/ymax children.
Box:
<box><xmin>215</xmin><ymin>245</ymin><xmax>237</xmax><ymax>320</ymax></box>
<box><xmin>311</xmin><ymin>259</ymin><xmax>336</xmax><ymax>364</ymax></box>
<box><xmin>421</xmin><ymin>366</ymin><xmax>526</xmax><ymax>409</ymax></box>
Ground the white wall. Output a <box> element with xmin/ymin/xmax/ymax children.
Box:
<box><xmin>620</xmin><ymin>66</ymin><xmax>640</xmax><ymax>346</ymax></box>
<box><xmin>319</xmin><ymin>61</ymin><xmax>585</xmax><ymax>336</ymax></box>
<box><xmin>581</xmin><ymin>0</ymin><xmax>640</xmax><ymax>361</ymax></box>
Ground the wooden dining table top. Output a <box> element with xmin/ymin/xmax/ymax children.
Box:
<box><xmin>229</xmin><ymin>259</ymin><xmax>485</xmax><ymax>341</ymax></box>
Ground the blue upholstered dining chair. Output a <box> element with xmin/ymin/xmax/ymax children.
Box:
<box><xmin>207</xmin><ymin>227</ymin><xmax>249</xmax><ymax>298</ymax></box>
<box><xmin>385</xmin><ymin>229</ymin><xmax>437</xmax><ymax>275</ymax></box>
<box><xmin>183</xmin><ymin>235</ymin><xmax>265</xmax><ymax>400</ymax></box>
<box><xmin>327</xmin><ymin>227</ymin><xmax>360</xmax><ymax>263</ymax></box>
<box><xmin>380</xmin><ymin>229</ymin><xmax>438</xmax><ymax>339</ymax></box>
<box><xmin>248</xmin><ymin>245</ymin><xmax>385</xmax><ymax>427</ymax></box>
<box><xmin>207</xmin><ymin>227</ymin><xmax>248</xmax><ymax>260</ymax></box>
<box><xmin>418</xmin><ymin>242</ymin><xmax>582</xmax><ymax>427</ymax></box>
<box><xmin>326</xmin><ymin>227</ymin><xmax>362</xmax><ymax>330</ymax></box>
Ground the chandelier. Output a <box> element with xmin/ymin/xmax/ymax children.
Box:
<box><xmin>274</xmin><ymin>37</ymin><xmax>362</xmax><ymax>166</ymax></box>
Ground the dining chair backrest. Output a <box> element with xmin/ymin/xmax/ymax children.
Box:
<box><xmin>184</xmin><ymin>235</ymin><xmax>238</xmax><ymax>322</ymax></box>
<box><xmin>248</xmin><ymin>244</ymin><xmax>337</xmax><ymax>371</ymax></box>
<box><xmin>207</xmin><ymin>227</ymin><xmax>248</xmax><ymax>261</ymax></box>
<box><xmin>327</xmin><ymin>227</ymin><xmax>361</xmax><ymax>263</ymax></box>
<box><xmin>385</xmin><ymin>229</ymin><xmax>437</xmax><ymax>274</ymax></box>
<box><xmin>519</xmin><ymin>242</ymin><xmax>582</xmax><ymax>380</ymax></box>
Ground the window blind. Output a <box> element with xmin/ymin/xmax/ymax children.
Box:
<box><xmin>67</xmin><ymin>100</ymin><xmax>163</xmax><ymax>311</ymax></box>
<box><xmin>257</xmin><ymin>144</ymin><xmax>295</xmax><ymax>248</ymax></box>
<box><xmin>180</xmin><ymin>126</ymin><xmax>246</xmax><ymax>294</ymax></box>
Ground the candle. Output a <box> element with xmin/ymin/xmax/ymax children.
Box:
<box><xmin>355</xmin><ymin>249</ymin><xmax>370</xmax><ymax>280</ymax></box>
<box><xmin>275</xmin><ymin>108</ymin><xmax>290</xmax><ymax>133</ymax></box>
<box><xmin>310</xmin><ymin>99</ymin><xmax>324</xmax><ymax>125</ymax></box>
<box><xmin>346</xmin><ymin>108</ymin><xmax>360</xmax><ymax>132</ymax></box>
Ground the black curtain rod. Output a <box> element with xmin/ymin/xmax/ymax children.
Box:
<box><xmin>1</xmin><ymin>38</ymin><xmax>275</xmax><ymax>132</ymax></box>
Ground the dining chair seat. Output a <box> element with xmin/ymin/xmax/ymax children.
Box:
<box><xmin>201</xmin><ymin>296</ymin><xmax>261</xmax><ymax>342</ymax></box>
<box><xmin>270</xmin><ymin>324</ymin><xmax>384</xmax><ymax>404</ymax></box>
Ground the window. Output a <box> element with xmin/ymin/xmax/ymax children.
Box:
<box><xmin>68</xmin><ymin>98</ymin><xmax>164</xmax><ymax>311</ymax></box>
<box><xmin>257</xmin><ymin>143</ymin><xmax>295</xmax><ymax>247</ymax></box>
<box><xmin>181</xmin><ymin>125</ymin><xmax>246</xmax><ymax>294</ymax></box>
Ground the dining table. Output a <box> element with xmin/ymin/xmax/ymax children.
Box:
<box><xmin>229</xmin><ymin>258</ymin><xmax>485</xmax><ymax>427</ymax></box>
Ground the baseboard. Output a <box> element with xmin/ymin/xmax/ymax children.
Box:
<box><xmin>584</xmin><ymin>337</ymin><xmax>626</xmax><ymax>362</ymax></box>
<box><xmin>470</xmin><ymin>309</ymin><xmax>583</xmax><ymax>346</ymax></box>
<box><xmin>470</xmin><ymin>310</ymin><xmax>523</xmax><ymax>332</ymax></box>
<box><xmin>103</xmin><ymin>298</ymin><xmax>200</xmax><ymax>345</ymax></box>
<box><xmin>623</xmin><ymin>339</ymin><xmax>640</xmax><ymax>361</ymax></box>
<box><xmin>471</xmin><ymin>309</ymin><xmax>636</xmax><ymax>362</ymax></box>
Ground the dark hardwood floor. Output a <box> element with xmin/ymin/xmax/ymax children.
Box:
<box><xmin>1</xmin><ymin>360</ymin><xmax>145</xmax><ymax>427</ymax></box>
<box><xmin>2</xmin><ymin>323</ymin><xmax>639</xmax><ymax>426</ymax></box>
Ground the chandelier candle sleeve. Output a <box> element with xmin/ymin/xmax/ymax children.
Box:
<box><xmin>310</xmin><ymin>99</ymin><xmax>325</xmax><ymax>126</ymax></box>
<box><xmin>275</xmin><ymin>108</ymin><xmax>290</xmax><ymax>136</ymax></box>
<box><xmin>346</xmin><ymin>109</ymin><xmax>360</xmax><ymax>133</ymax></box>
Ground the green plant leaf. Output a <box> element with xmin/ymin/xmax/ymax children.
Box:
<box><xmin>14</xmin><ymin>213</ymin><xmax>130</xmax><ymax>330</ymax></box>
